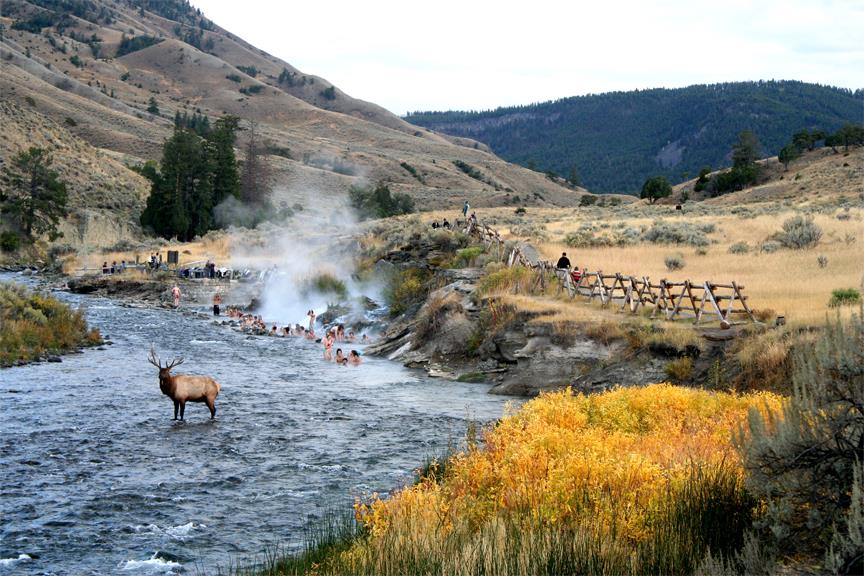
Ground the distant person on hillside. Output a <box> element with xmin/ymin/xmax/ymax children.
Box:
<box><xmin>102</xmin><ymin>261</ymin><xmax>109</xmax><ymax>275</ymax></box>
<box><xmin>442</xmin><ymin>218</ymin><xmax>451</xmax><ymax>230</ymax></box>
<box><xmin>556</xmin><ymin>252</ymin><xmax>571</xmax><ymax>270</ymax></box>
<box><xmin>462</xmin><ymin>201</ymin><xmax>470</xmax><ymax>217</ymax></box>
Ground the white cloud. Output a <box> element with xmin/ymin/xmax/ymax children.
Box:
<box><xmin>193</xmin><ymin>0</ymin><xmax>864</xmax><ymax>114</ymax></box>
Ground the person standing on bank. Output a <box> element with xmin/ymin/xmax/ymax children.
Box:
<box><xmin>212</xmin><ymin>293</ymin><xmax>222</xmax><ymax>316</ymax></box>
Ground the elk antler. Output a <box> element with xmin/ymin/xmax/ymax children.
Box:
<box><xmin>148</xmin><ymin>346</ymin><xmax>163</xmax><ymax>368</ymax></box>
<box><xmin>165</xmin><ymin>357</ymin><xmax>184</xmax><ymax>370</ymax></box>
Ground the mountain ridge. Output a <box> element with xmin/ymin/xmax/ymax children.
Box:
<box><xmin>405</xmin><ymin>81</ymin><xmax>864</xmax><ymax>193</ymax></box>
<box><xmin>0</xmin><ymin>0</ymin><xmax>586</xmax><ymax>249</ymax></box>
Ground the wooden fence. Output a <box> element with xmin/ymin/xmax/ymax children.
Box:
<box><xmin>506</xmin><ymin>246</ymin><xmax>757</xmax><ymax>325</ymax></box>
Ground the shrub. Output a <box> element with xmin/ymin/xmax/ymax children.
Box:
<box><xmin>414</xmin><ymin>292</ymin><xmax>463</xmax><ymax>345</ymax></box>
<box><xmin>643</xmin><ymin>220</ymin><xmax>711</xmax><ymax>247</ymax></box>
<box><xmin>514</xmin><ymin>206</ymin><xmax>526</xmax><ymax>215</ymax></box>
<box><xmin>385</xmin><ymin>268</ymin><xmax>430</xmax><ymax>317</ymax></box>
<box><xmin>579</xmin><ymin>195</ymin><xmax>598</xmax><ymax>206</ymax></box>
<box><xmin>760</xmin><ymin>241</ymin><xmax>781</xmax><ymax>253</ymax></box>
<box><xmin>452</xmin><ymin>246</ymin><xmax>484</xmax><ymax>268</ymax></box>
<box><xmin>665</xmin><ymin>357</ymin><xmax>693</xmax><ymax>380</ymax></box>
<box><xmin>0</xmin><ymin>231</ymin><xmax>21</xmax><ymax>252</ymax></box>
<box><xmin>64</xmin><ymin>116</ymin><xmax>77</xmax><ymax>127</ymax></box>
<box><xmin>305</xmin><ymin>272</ymin><xmax>348</xmax><ymax>300</ymax></box>
<box><xmin>728</xmin><ymin>241</ymin><xmax>749</xmax><ymax>254</ymax></box>
<box><xmin>738</xmin><ymin>312</ymin><xmax>864</xmax><ymax>570</ymax></box>
<box><xmin>349</xmin><ymin>183</ymin><xmax>415</xmax><ymax>220</ymax></box>
<box><xmin>0</xmin><ymin>282</ymin><xmax>102</xmax><ymax>365</ymax></box>
<box><xmin>225</xmin><ymin>73</ymin><xmax>241</xmax><ymax>83</ymax></box>
<box><xmin>477</xmin><ymin>265</ymin><xmax>535</xmax><ymax>296</ymax></box>
<box><xmin>817</xmin><ymin>254</ymin><xmax>828</xmax><ymax>268</ymax></box>
<box><xmin>829</xmin><ymin>288</ymin><xmax>861</xmax><ymax>308</ymax></box>
<box><xmin>665</xmin><ymin>254</ymin><xmax>686</xmax><ymax>271</ymax></box>
<box><xmin>774</xmin><ymin>215</ymin><xmax>822</xmax><ymax>249</ymax></box>
<box><xmin>346</xmin><ymin>385</ymin><xmax>781</xmax><ymax>576</ymax></box>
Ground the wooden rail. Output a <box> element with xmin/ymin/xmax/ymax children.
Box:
<box><xmin>507</xmin><ymin>246</ymin><xmax>757</xmax><ymax>325</ymax></box>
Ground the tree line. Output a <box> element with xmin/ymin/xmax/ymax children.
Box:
<box><xmin>139</xmin><ymin>116</ymin><xmax>274</xmax><ymax>240</ymax></box>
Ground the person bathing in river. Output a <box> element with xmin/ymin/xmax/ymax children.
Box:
<box><xmin>335</xmin><ymin>348</ymin><xmax>346</xmax><ymax>365</ymax></box>
<box><xmin>213</xmin><ymin>293</ymin><xmax>222</xmax><ymax>316</ymax></box>
<box><xmin>171</xmin><ymin>285</ymin><xmax>181</xmax><ymax>308</ymax></box>
<box><xmin>347</xmin><ymin>330</ymin><xmax>356</xmax><ymax>343</ymax></box>
<box><xmin>307</xmin><ymin>309</ymin><xmax>316</xmax><ymax>331</ymax></box>
<box><xmin>322</xmin><ymin>330</ymin><xmax>335</xmax><ymax>361</ymax></box>
<box><xmin>270</xmin><ymin>325</ymin><xmax>278</xmax><ymax>336</ymax></box>
<box><xmin>349</xmin><ymin>350</ymin><xmax>362</xmax><ymax>365</ymax></box>
<box><xmin>336</xmin><ymin>324</ymin><xmax>345</xmax><ymax>342</ymax></box>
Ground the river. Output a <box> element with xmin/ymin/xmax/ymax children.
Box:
<box><xmin>0</xmin><ymin>274</ymin><xmax>518</xmax><ymax>574</ymax></box>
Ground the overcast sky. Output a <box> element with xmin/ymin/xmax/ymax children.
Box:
<box><xmin>193</xmin><ymin>0</ymin><xmax>864</xmax><ymax>116</ymax></box>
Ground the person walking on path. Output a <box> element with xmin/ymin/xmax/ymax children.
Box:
<box><xmin>462</xmin><ymin>200</ymin><xmax>470</xmax><ymax>218</ymax></box>
<box><xmin>556</xmin><ymin>252</ymin><xmax>571</xmax><ymax>270</ymax></box>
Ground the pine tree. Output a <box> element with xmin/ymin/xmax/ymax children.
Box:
<box><xmin>239</xmin><ymin>121</ymin><xmax>271</xmax><ymax>205</ymax></box>
<box><xmin>208</xmin><ymin>115</ymin><xmax>241</xmax><ymax>207</ymax></box>
<box><xmin>1</xmin><ymin>147</ymin><xmax>68</xmax><ymax>240</ymax></box>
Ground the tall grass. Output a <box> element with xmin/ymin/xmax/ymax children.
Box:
<box><xmin>259</xmin><ymin>385</ymin><xmax>782</xmax><ymax>575</ymax></box>
<box><xmin>0</xmin><ymin>282</ymin><xmax>102</xmax><ymax>366</ymax></box>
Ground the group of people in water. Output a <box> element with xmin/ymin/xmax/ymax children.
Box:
<box><xmin>220</xmin><ymin>304</ymin><xmax>368</xmax><ymax>366</ymax></box>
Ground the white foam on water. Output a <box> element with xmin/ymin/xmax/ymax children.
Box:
<box><xmin>0</xmin><ymin>554</ymin><xmax>31</xmax><ymax>567</ymax></box>
<box><xmin>165</xmin><ymin>522</ymin><xmax>201</xmax><ymax>540</ymax></box>
<box><xmin>189</xmin><ymin>339</ymin><xmax>220</xmax><ymax>345</ymax></box>
<box><xmin>121</xmin><ymin>553</ymin><xmax>181</xmax><ymax>572</ymax></box>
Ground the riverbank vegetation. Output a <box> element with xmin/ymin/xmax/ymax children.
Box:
<box><xmin>0</xmin><ymin>282</ymin><xmax>101</xmax><ymax>366</ymax></box>
<box><xmin>244</xmin><ymin>311</ymin><xmax>861</xmax><ymax>575</ymax></box>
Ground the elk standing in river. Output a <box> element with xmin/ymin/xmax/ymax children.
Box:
<box><xmin>148</xmin><ymin>348</ymin><xmax>221</xmax><ymax>420</ymax></box>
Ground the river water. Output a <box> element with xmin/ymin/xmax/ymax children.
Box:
<box><xmin>0</xmin><ymin>274</ymin><xmax>518</xmax><ymax>575</ymax></box>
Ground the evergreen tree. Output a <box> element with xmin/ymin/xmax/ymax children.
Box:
<box><xmin>1</xmin><ymin>147</ymin><xmax>68</xmax><ymax>240</ymax></box>
<box><xmin>147</xmin><ymin>96</ymin><xmax>159</xmax><ymax>115</ymax></box>
<box><xmin>778</xmin><ymin>144</ymin><xmax>800</xmax><ymax>170</ymax></box>
<box><xmin>140</xmin><ymin>129</ymin><xmax>210</xmax><ymax>240</ymax></box>
<box><xmin>732</xmin><ymin>129</ymin><xmax>761</xmax><ymax>168</ymax></box>
<box><xmin>208</xmin><ymin>115</ymin><xmax>241</xmax><ymax>207</ymax></box>
<box><xmin>567</xmin><ymin>164</ymin><xmax>581</xmax><ymax>187</ymax></box>
<box><xmin>239</xmin><ymin>121</ymin><xmax>271</xmax><ymax>205</ymax></box>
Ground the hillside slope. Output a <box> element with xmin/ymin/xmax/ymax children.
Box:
<box><xmin>405</xmin><ymin>82</ymin><xmax>863</xmax><ymax>194</ymax></box>
<box><xmin>0</xmin><ymin>0</ymin><xmax>585</xmax><ymax>248</ymax></box>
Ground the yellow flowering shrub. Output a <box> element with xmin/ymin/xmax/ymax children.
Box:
<box><xmin>353</xmin><ymin>384</ymin><xmax>782</xmax><ymax>556</ymax></box>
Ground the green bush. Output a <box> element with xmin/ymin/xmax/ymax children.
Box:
<box><xmin>349</xmin><ymin>183</ymin><xmax>415</xmax><ymax>220</ymax></box>
<box><xmin>0</xmin><ymin>282</ymin><xmax>102</xmax><ymax>366</ymax></box>
<box><xmin>738</xmin><ymin>311</ymin><xmax>864</xmax><ymax>571</ymax></box>
<box><xmin>0</xmin><ymin>231</ymin><xmax>21</xmax><ymax>252</ymax></box>
<box><xmin>774</xmin><ymin>215</ymin><xmax>822</xmax><ymax>249</ymax></box>
<box><xmin>385</xmin><ymin>268</ymin><xmax>431</xmax><ymax>317</ymax></box>
<box><xmin>829</xmin><ymin>288</ymin><xmax>862</xmax><ymax>308</ymax></box>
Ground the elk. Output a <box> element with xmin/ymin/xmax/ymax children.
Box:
<box><xmin>148</xmin><ymin>347</ymin><xmax>221</xmax><ymax>420</ymax></box>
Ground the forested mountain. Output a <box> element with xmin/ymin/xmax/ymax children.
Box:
<box><xmin>405</xmin><ymin>81</ymin><xmax>864</xmax><ymax>193</ymax></box>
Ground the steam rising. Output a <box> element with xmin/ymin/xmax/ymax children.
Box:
<box><xmin>223</xmin><ymin>186</ymin><xmax>378</xmax><ymax>328</ymax></box>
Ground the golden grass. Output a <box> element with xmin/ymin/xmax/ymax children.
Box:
<box><xmin>344</xmin><ymin>385</ymin><xmax>782</xmax><ymax>572</ymax></box>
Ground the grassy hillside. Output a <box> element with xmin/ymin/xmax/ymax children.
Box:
<box><xmin>0</xmin><ymin>0</ymin><xmax>585</xmax><ymax>251</ymax></box>
<box><xmin>405</xmin><ymin>81</ymin><xmax>864</xmax><ymax>194</ymax></box>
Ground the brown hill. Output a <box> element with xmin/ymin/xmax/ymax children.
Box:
<box><xmin>0</xmin><ymin>0</ymin><xmax>587</xmax><ymax>249</ymax></box>
<box><xmin>670</xmin><ymin>147</ymin><xmax>864</xmax><ymax>207</ymax></box>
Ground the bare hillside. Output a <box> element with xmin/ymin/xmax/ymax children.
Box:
<box><xmin>0</xmin><ymin>0</ymin><xmax>587</xmax><ymax>248</ymax></box>
<box><xmin>671</xmin><ymin>147</ymin><xmax>864</xmax><ymax>207</ymax></box>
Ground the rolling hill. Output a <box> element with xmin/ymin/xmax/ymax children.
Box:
<box><xmin>0</xmin><ymin>0</ymin><xmax>585</xmax><ymax>249</ymax></box>
<box><xmin>405</xmin><ymin>82</ymin><xmax>864</xmax><ymax>194</ymax></box>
